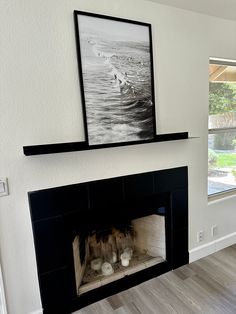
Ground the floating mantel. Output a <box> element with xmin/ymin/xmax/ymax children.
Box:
<box><xmin>23</xmin><ymin>132</ymin><xmax>188</xmax><ymax>156</ymax></box>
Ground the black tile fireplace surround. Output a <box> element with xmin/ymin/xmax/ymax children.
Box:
<box><xmin>29</xmin><ymin>166</ymin><xmax>188</xmax><ymax>314</ymax></box>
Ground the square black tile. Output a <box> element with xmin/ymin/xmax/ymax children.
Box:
<box><xmin>33</xmin><ymin>217</ymin><xmax>69</xmax><ymax>274</ymax></box>
<box><xmin>124</xmin><ymin>172</ymin><xmax>154</xmax><ymax>200</ymax></box>
<box><xmin>172</xmin><ymin>227</ymin><xmax>189</xmax><ymax>269</ymax></box>
<box><xmin>154</xmin><ymin>167</ymin><xmax>188</xmax><ymax>193</ymax></box>
<box><xmin>29</xmin><ymin>183</ymin><xmax>88</xmax><ymax>221</ymax></box>
<box><xmin>40</xmin><ymin>267</ymin><xmax>74</xmax><ymax>314</ymax></box>
<box><xmin>171</xmin><ymin>188</ymin><xmax>188</xmax><ymax>230</ymax></box>
<box><xmin>89</xmin><ymin>177</ymin><xmax>123</xmax><ymax>209</ymax></box>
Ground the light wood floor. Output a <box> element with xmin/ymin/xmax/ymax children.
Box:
<box><xmin>74</xmin><ymin>244</ymin><xmax>236</xmax><ymax>314</ymax></box>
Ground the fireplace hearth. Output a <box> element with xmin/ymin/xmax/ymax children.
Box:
<box><xmin>29</xmin><ymin>166</ymin><xmax>188</xmax><ymax>314</ymax></box>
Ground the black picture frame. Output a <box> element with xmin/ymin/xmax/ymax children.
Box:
<box><xmin>74</xmin><ymin>10</ymin><xmax>156</xmax><ymax>148</ymax></box>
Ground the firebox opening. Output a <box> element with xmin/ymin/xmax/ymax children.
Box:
<box><xmin>73</xmin><ymin>213</ymin><xmax>166</xmax><ymax>295</ymax></box>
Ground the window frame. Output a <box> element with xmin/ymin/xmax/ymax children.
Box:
<box><xmin>208</xmin><ymin>58</ymin><xmax>236</xmax><ymax>198</ymax></box>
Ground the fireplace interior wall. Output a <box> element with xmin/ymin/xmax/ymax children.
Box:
<box><xmin>29</xmin><ymin>166</ymin><xmax>188</xmax><ymax>314</ymax></box>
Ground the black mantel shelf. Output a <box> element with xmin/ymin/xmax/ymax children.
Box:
<box><xmin>23</xmin><ymin>132</ymin><xmax>189</xmax><ymax>156</ymax></box>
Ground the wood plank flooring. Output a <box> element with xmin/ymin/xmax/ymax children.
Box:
<box><xmin>74</xmin><ymin>244</ymin><xmax>236</xmax><ymax>314</ymax></box>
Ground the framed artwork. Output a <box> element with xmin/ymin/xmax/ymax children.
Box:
<box><xmin>74</xmin><ymin>10</ymin><xmax>156</xmax><ymax>147</ymax></box>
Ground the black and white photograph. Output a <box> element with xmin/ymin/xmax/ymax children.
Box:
<box><xmin>74</xmin><ymin>11</ymin><xmax>156</xmax><ymax>146</ymax></box>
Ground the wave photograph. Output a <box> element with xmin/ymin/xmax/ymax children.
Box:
<box><xmin>76</xmin><ymin>13</ymin><xmax>156</xmax><ymax>146</ymax></box>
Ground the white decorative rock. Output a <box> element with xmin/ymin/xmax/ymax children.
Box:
<box><xmin>120</xmin><ymin>251</ymin><xmax>132</xmax><ymax>267</ymax></box>
<box><xmin>124</xmin><ymin>247</ymin><xmax>133</xmax><ymax>258</ymax></box>
<box><xmin>101</xmin><ymin>262</ymin><xmax>114</xmax><ymax>276</ymax></box>
<box><xmin>110</xmin><ymin>251</ymin><xmax>117</xmax><ymax>264</ymax></box>
<box><xmin>121</xmin><ymin>257</ymin><xmax>130</xmax><ymax>267</ymax></box>
<box><xmin>90</xmin><ymin>258</ymin><xmax>102</xmax><ymax>271</ymax></box>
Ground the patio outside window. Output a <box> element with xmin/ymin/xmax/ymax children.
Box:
<box><xmin>208</xmin><ymin>59</ymin><xmax>236</xmax><ymax>196</ymax></box>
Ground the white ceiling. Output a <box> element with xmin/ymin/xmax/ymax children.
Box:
<box><xmin>147</xmin><ymin>0</ymin><xmax>236</xmax><ymax>21</ymax></box>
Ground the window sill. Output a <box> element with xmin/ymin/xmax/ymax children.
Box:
<box><xmin>208</xmin><ymin>188</ymin><xmax>236</xmax><ymax>203</ymax></box>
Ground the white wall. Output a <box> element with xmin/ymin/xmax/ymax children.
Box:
<box><xmin>0</xmin><ymin>263</ymin><xmax>7</xmax><ymax>314</ymax></box>
<box><xmin>0</xmin><ymin>0</ymin><xmax>236</xmax><ymax>313</ymax></box>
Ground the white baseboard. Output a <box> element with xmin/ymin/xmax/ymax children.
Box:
<box><xmin>189</xmin><ymin>231</ymin><xmax>236</xmax><ymax>263</ymax></box>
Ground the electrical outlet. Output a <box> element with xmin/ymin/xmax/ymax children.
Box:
<box><xmin>197</xmin><ymin>230</ymin><xmax>204</xmax><ymax>242</ymax></box>
<box><xmin>211</xmin><ymin>225</ymin><xmax>217</xmax><ymax>237</ymax></box>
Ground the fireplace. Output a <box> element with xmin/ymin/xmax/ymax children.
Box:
<box><xmin>29</xmin><ymin>166</ymin><xmax>188</xmax><ymax>314</ymax></box>
<box><xmin>73</xmin><ymin>213</ymin><xmax>166</xmax><ymax>295</ymax></box>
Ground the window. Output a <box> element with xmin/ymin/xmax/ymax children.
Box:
<box><xmin>208</xmin><ymin>59</ymin><xmax>236</xmax><ymax>196</ymax></box>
